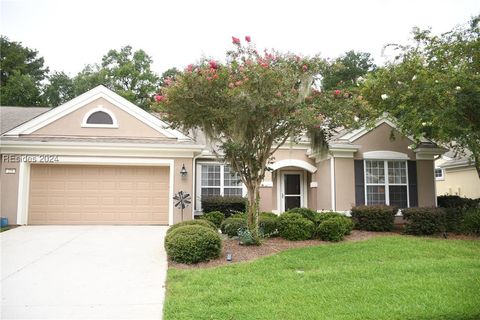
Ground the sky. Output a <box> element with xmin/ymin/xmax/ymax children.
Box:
<box><xmin>1</xmin><ymin>0</ymin><xmax>479</xmax><ymax>77</ymax></box>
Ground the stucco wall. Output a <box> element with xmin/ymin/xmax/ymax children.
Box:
<box><xmin>353</xmin><ymin>123</ymin><xmax>416</xmax><ymax>160</ymax></box>
<box><xmin>171</xmin><ymin>158</ymin><xmax>194</xmax><ymax>224</ymax></box>
<box><xmin>31</xmin><ymin>98</ymin><xmax>167</xmax><ymax>138</ymax></box>
<box><xmin>436</xmin><ymin>166</ymin><xmax>480</xmax><ymax>198</ymax></box>
<box><xmin>417</xmin><ymin>160</ymin><xmax>436</xmax><ymax>207</ymax></box>
<box><xmin>0</xmin><ymin>156</ymin><xmax>20</xmax><ymax>224</ymax></box>
<box><xmin>334</xmin><ymin>158</ymin><xmax>355</xmax><ymax>211</ymax></box>
<box><xmin>316</xmin><ymin>159</ymin><xmax>332</xmax><ymax>210</ymax></box>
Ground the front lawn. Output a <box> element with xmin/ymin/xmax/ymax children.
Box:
<box><xmin>164</xmin><ymin>236</ymin><xmax>480</xmax><ymax>320</ymax></box>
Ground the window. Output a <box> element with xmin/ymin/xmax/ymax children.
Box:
<box><xmin>365</xmin><ymin>160</ymin><xmax>408</xmax><ymax>208</ymax></box>
<box><xmin>197</xmin><ymin>163</ymin><xmax>244</xmax><ymax>210</ymax></box>
<box><xmin>435</xmin><ymin>168</ymin><xmax>444</xmax><ymax>180</ymax></box>
<box><xmin>86</xmin><ymin>111</ymin><xmax>113</xmax><ymax>124</ymax></box>
<box><xmin>81</xmin><ymin>107</ymin><xmax>118</xmax><ymax>128</ymax></box>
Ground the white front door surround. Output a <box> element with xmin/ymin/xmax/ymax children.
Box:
<box><xmin>279</xmin><ymin>170</ymin><xmax>307</xmax><ymax>213</ymax></box>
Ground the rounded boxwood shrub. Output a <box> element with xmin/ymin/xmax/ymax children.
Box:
<box><xmin>351</xmin><ymin>205</ymin><xmax>397</xmax><ymax>231</ymax></box>
<box><xmin>462</xmin><ymin>209</ymin><xmax>480</xmax><ymax>235</ymax></box>
<box><xmin>202</xmin><ymin>211</ymin><xmax>224</xmax><ymax>228</ymax></box>
<box><xmin>314</xmin><ymin>211</ymin><xmax>343</xmax><ymax>226</ymax></box>
<box><xmin>316</xmin><ymin>217</ymin><xmax>349</xmax><ymax>242</ymax></box>
<box><xmin>259</xmin><ymin>215</ymin><xmax>279</xmax><ymax>237</ymax></box>
<box><xmin>164</xmin><ymin>225</ymin><xmax>222</xmax><ymax>264</ymax></box>
<box><xmin>260</xmin><ymin>212</ymin><xmax>278</xmax><ymax>219</ymax></box>
<box><xmin>278</xmin><ymin>212</ymin><xmax>315</xmax><ymax>241</ymax></box>
<box><xmin>220</xmin><ymin>216</ymin><xmax>247</xmax><ymax>237</ymax></box>
<box><xmin>287</xmin><ymin>208</ymin><xmax>317</xmax><ymax>222</ymax></box>
<box><xmin>167</xmin><ymin>219</ymin><xmax>217</xmax><ymax>235</ymax></box>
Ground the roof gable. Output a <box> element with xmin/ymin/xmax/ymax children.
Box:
<box><xmin>3</xmin><ymin>86</ymin><xmax>191</xmax><ymax>141</ymax></box>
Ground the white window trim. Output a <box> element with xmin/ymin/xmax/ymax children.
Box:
<box><xmin>81</xmin><ymin>106</ymin><xmax>119</xmax><ymax>128</ymax></box>
<box><xmin>364</xmin><ymin>159</ymin><xmax>410</xmax><ymax>208</ymax></box>
<box><xmin>434</xmin><ymin>167</ymin><xmax>445</xmax><ymax>181</ymax></box>
<box><xmin>195</xmin><ymin>162</ymin><xmax>246</xmax><ymax>211</ymax></box>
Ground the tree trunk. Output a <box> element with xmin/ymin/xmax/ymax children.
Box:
<box><xmin>246</xmin><ymin>181</ymin><xmax>261</xmax><ymax>244</ymax></box>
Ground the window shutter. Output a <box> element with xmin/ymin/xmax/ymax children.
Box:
<box><xmin>354</xmin><ymin>160</ymin><xmax>365</xmax><ymax>206</ymax></box>
<box><xmin>408</xmin><ymin>160</ymin><xmax>418</xmax><ymax>207</ymax></box>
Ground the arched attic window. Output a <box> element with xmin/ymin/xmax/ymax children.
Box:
<box><xmin>81</xmin><ymin>106</ymin><xmax>118</xmax><ymax>128</ymax></box>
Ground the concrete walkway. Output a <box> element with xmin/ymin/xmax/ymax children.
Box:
<box><xmin>1</xmin><ymin>226</ymin><xmax>168</xmax><ymax>319</ymax></box>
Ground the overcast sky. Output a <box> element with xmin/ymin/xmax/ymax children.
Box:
<box><xmin>1</xmin><ymin>0</ymin><xmax>479</xmax><ymax>77</ymax></box>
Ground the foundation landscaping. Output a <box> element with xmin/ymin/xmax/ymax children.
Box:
<box><xmin>162</xmin><ymin>198</ymin><xmax>480</xmax><ymax>319</ymax></box>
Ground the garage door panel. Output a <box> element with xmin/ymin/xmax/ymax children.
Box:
<box><xmin>29</xmin><ymin>164</ymin><xmax>170</xmax><ymax>225</ymax></box>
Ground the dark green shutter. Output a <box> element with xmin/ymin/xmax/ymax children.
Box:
<box><xmin>408</xmin><ymin>160</ymin><xmax>418</xmax><ymax>207</ymax></box>
<box><xmin>354</xmin><ymin>160</ymin><xmax>365</xmax><ymax>206</ymax></box>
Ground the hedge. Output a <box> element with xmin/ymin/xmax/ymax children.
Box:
<box><xmin>402</xmin><ymin>207</ymin><xmax>446</xmax><ymax>235</ymax></box>
<box><xmin>351</xmin><ymin>205</ymin><xmax>397</xmax><ymax>231</ymax></box>
<box><xmin>462</xmin><ymin>209</ymin><xmax>480</xmax><ymax>235</ymax></box>
<box><xmin>201</xmin><ymin>196</ymin><xmax>247</xmax><ymax>217</ymax></box>
<box><xmin>164</xmin><ymin>225</ymin><xmax>222</xmax><ymax>264</ymax></box>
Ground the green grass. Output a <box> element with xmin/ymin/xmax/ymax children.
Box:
<box><xmin>164</xmin><ymin>236</ymin><xmax>480</xmax><ymax>320</ymax></box>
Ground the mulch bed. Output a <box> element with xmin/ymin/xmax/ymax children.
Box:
<box><xmin>169</xmin><ymin>230</ymin><xmax>396</xmax><ymax>269</ymax></box>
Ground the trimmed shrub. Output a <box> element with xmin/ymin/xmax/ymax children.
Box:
<box><xmin>220</xmin><ymin>216</ymin><xmax>247</xmax><ymax>237</ymax></box>
<box><xmin>462</xmin><ymin>209</ymin><xmax>480</xmax><ymax>235</ymax></box>
<box><xmin>201</xmin><ymin>196</ymin><xmax>247</xmax><ymax>217</ymax></box>
<box><xmin>314</xmin><ymin>211</ymin><xmax>343</xmax><ymax>226</ymax></box>
<box><xmin>259</xmin><ymin>215</ymin><xmax>279</xmax><ymax>237</ymax></box>
<box><xmin>316</xmin><ymin>217</ymin><xmax>347</xmax><ymax>242</ymax></box>
<box><xmin>402</xmin><ymin>207</ymin><xmax>446</xmax><ymax>235</ymax></box>
<box><xmin>202</xmin><ymin>211</ymin><xmax>224</xmax><ymax>228</ymax></box>
<box><xmin>260</xmin><ymin>212</ymin><xmax>278</xmax><ymax>219</ymax></box>
<box><xmin>437</xmin><ymin>195</ymin><xmax>479</xmax><ymax>209</ymax></box>
<box><xmin>287</xmin><ymin>207</ymin><xmax>317</xmax><ymax>222</ymax></box>
<box><xmin>167</xmin><ymin>219</ymin><xmax>217</xmax><ymax>235</ymax></box>
<box><xmin>278</xmin><ymin>212</ymin><xmax>315</xmax><ymax>241</ymax></box>
<box><xmin>165</xmin><ymin>225</ymin><xmax>222</xmax><ymax>264</ymax></box>
<box><xmin>351</xmin><ymin>205</ymin><xmax>397</xmax><ymax>231</ymax></box>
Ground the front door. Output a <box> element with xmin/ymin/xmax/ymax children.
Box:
<box><xmin>283</xmin><ymin>173</ymin><xmax>302</xmax><ymax>211</ymax></box>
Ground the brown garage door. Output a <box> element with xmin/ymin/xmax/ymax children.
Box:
<box><xmin>28</xmin><ymin>164</ymin><xmax>169</xmax><ymax>225</ymax></box>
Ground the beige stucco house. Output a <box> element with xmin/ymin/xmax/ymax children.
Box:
<box><xmin>0</xmin><ymin>86</ymin><xmax>444</xmax><ymax>226</ymax></box>
<box><xmin>435</xmin><ymin>153</ymin><xmax>480</xmax><ymax>199</ymax></box>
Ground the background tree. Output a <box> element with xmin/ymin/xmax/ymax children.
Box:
<box><xmin>0</xmin><ymin>36</ymin><xmax>48</xmax><ymax>106</ymax></box>
<box><xmin>160</xmin><ymin>67</ymin><xmax>180</xmax><ymax>86</ymax></box>
<box><xmin>43</xmin><ymin>71</ymin><xmax>75</xmax><ymax>107</ymax></box>
<box><xmin>322</xmin><ymin>50</ymin><xmax>376</xmax><ymax>91</ymax></box>
<box><xmin>362</xmin><ymin>16</ymin><xmax>480</xmax><ymax>177</ymax></box>
<box><xmin>101</xmin><ymin>46</ymin><xmax>160</xmax><ymax>109</ymax></box>
<box><xmin>73</xmin><ymin>64</ymin><xmax>108</xmax><ymax>96</ymax></box>
<box><xmin>153</xmin><ymin>38</ymin><xmax>369</xmax><ymax>242</ymax></box>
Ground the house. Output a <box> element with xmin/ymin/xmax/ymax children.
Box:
<box><xmin>0</xmin><ymin>86</ymin><xmax>444</xmax><ymax>226</ymax></box>
<box><xmin>435</xmin><ymin>151</ymin><xmax>480</xmax><ymax>199</ymax></box>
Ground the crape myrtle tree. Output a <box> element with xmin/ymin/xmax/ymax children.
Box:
<box><xmin>362</xmin><ymin>16</ymin><xmax>480</xmax><ymax>177</ymax></box>
<box><xmin>152</xmin><ymin>37</ymin><xmax>371</xmax><ymax>242</ymax></box>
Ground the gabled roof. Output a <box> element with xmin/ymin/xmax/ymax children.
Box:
<box><xmin>0</xmin><ymin>106</ymin><xmax>51</xmax><ymax>134</ymax></box>
<box><xmin>3</xmin><ymin>85</ymin><xmax>191</xmax><ymax>141</ymax></box>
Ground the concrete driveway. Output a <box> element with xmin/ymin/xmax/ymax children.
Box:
<box><xmin>1</xmin><ymin>226</ymin><xmax>168</xmax><ymax>319</ymax></box>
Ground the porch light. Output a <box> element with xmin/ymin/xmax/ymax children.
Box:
<box><xmin>180</xmin><ymin>164</ymin><xmax>188</xmax><ymax>177</ymax></box>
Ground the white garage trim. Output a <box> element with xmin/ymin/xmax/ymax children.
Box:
<box><xmin>16</xmin><ymin>157</ymin><xmax>175</xmax><ymax>226</ymax></box>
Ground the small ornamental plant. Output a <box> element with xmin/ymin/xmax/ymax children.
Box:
<box><xmin>153</xmin><ymin>36</ymin><xmax>370</xmax><ymax>243</ymax></box>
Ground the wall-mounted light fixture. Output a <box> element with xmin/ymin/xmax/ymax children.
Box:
<box><xmin>180</xmin><ymin>164</ymin><xmax>188</xmax><ymax>177</ymax></box>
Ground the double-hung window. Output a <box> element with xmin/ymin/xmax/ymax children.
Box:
<box><xmin>197</xmin><ymin>163</ymin><xmax>244</xmax><ymax>209</ymax></box>
<box><xmin>365</xmin><ymin>160</ymin><xmax>408</xmax><ymax>208</ymax></box>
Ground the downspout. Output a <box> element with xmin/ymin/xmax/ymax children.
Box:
<box><xmin>330</xmin><ymin>156</ymin><xmax>336</xmax><ymax>211</ymax></box>
<box><xmin>191</xmin><ymin>151</ymin><xmax>204</xmax><ymax>219</ymax></box>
